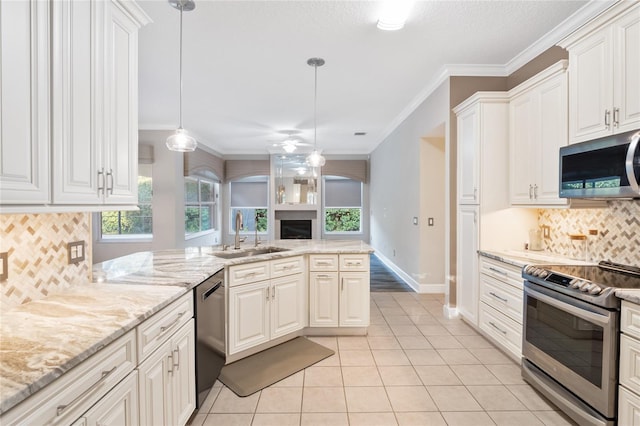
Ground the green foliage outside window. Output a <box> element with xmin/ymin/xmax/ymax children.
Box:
<box><xmin>185</xmin><ymin>177</ymin><xmax>216</xmax><ymax>235</ymax></box>
<box><xmin>325</xmin><ymin>208</ymin><xmax>361</xmax><ymax>232</ymax></box>
<box><xmin>101</xmin><ymin>176</ymin><xmax>152</xmax><ymax>236</ymax></box>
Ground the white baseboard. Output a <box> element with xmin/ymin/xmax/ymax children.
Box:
<box><xmin>373</xmin><ymin>252</ymin><xmax>445</xmax><ymax>294</ymax></box>
<box><xmin>442</xmin><ymin>304</ymin><xmax>459</xmax><ymax>319</ymax></box>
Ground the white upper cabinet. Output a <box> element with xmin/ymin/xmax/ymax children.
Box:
<box><xmin>52</xmin><ymin>0</ymin><xmax>149</xmax><ymax>206</ymax></box>
<box><xmin>509</xmin><ymin>61</ymin><xmax>569</xmax><ymax>206</ymax></box>
<box><xmin>1</xmin><ymin>0</ymin><xmax>149</xmax><ymax>210</ymax></box>
<box><xmin>456</xmin><ymin>106</ymin><xmax>480</xmax><ymax>204</ymax></box>
<box><xmin>0</xmin><ymin>1</ymin><xmax>51</xmax><ymax>204</ymax></box>
<box><xmin>560</xmin><ymin>2</ymin><xmax>640</xmax><ymax>143</ymax></box>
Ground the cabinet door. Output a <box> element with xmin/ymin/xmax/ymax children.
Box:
<box><xmin>309</xmin><ymin>272</ymin><xmax>339</xmax><ymax>327</ymax></box>
<box><xmin>0</xmin><ymin>0</ymin><xmax>50</xmax><ymax>204</ymax></box>
<box><xmin>536</xmin><ymin>71</ymin><xmax>568</xmax><ymax>205</ymax></box>
<box><xmin>456</xmin><ymin>205</ymin><xmax>479</xmax><ymax>325</ymax></box>
<box><xmin>339</xmin><ymin>272</ymin><xmax>370</xmax><ymax>327</ymax></box>
<box><xmin>613</xmin><ymin>7</ymin><xmax>640</xmax><ymax>132</ymax></box>
<box><xmin>51</xmin><ymin>0</ymin><xmax>103</xmax><ymax>204</ymax></box>
<box><xmin>619</xmin><ymin>386</ymin><xmax>640</xmax><ymax>426</ymax></box>
<box><xmin>228</xmin><ymin>281</ymin><xmax>270</xmax><ymax>354</ymax></box>
<box><xmin>457</xmin><ymin>106</ymin><xmax>480</xmax><ymax>204</ymax></box>
<box><xmin>103</xmin><ymin>2</ymin><xmax>139</xmax><ymax>204</ymax></box>
<box><xmin>509</xmin><ymin>91</ymin><xmax>536</xmax><ymax>205</ymax></box>
<box><xmin>138</xmin><ymin>340</ymin><xmax>172</xmax><ymax>426</ymax></box>
<box><xmin>170</xmin><ymin>321</ymin><xmax>196</xmax><ymax>426</ymax></box>
<box><xmin>83</xmin><ymin>371</ymin><xmax>139</xmax><ymax>426</ymax></box>
<box><xmin>568</xmin><ymin>27</ymin><xmax>613</xmax><ymax>143</ymax></box>
<box><xmin>271</xmin><ymin>274</ymin><xmax>305</xmax><ymax>338</ymax></box>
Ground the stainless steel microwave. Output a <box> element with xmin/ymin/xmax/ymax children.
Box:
<box><xmin>559</xmin><ymin>129</ymin><xmax>640</xmax><ymax>199</ymax></box>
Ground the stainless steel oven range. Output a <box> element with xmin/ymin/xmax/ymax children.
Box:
<box><xmin>522</xmin><ymin>261</ymin><xmax>640</xmax><ymax>426</ymax></box>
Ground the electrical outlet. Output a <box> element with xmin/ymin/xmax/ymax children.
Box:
<box><xmin>67</xmin><ymin>241</ymin><xmax>85</xmax><ymax>264</ymax></box>
<box><xmin>0</xmin><ymin>252</ymin><xmax>8</xmax><ymax>281</ymax></box>
<box><xmin>542</xmin><ymin>225</ymin><xmax>551</xmax><ymax>239</ymax></box>
<box><xmin>589</xmin><ymin>229</ymin><xmax>598</xmax><ymax>236</ymax></box>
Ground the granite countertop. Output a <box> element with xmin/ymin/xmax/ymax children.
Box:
<box><xmin>479</xmin><ymin>249</ymin><xmax>595</xmax><ymax>268</ymax></box>
<box><xmin>0</xmin><ymin>283</ymin><xmax>185</xmax><ymax>414</ymax></box>
<box><xmin>93</xmin><ymin>239</ymin><xmax>374</xmax><ymax>289</ymax></box>
<box><xmin>615</xmin><ymin>289</ymin><xmax>640</xmax><ymax>305</ymax></box>
<box><xmin>1</xmin><ymin>239</ymin><xmax>373</xmax><ymax>415</ymax></box>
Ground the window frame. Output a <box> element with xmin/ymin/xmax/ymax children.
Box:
<box><xmin>228</xmin><ymin>177</ymin><xmax>270</xmax><ymax>236</ymax></box>
<box><xmin>322</xmin><ymin>176</ymin><xmax>363</xmax><ymax>235</ymax></box>
<box><xmin>185</xmin><ymin>176</ymin><xmax>218</xmax><ymax>239</ymax></box>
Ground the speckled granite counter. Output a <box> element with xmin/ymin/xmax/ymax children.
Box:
<box><xmin>1</xmin><ymin>240</ymin><xmax>373</xmax><ymax>414</ymax></box>
<box><xmin>479</xmin><ymin>249</ymin><xmax>594</xmax><ymax>269</ymax></box>
<box><xmin>615</xmin><ymin>289</ymin><xmax>640</xmax><ymax>305</ymax></box>
<box><xmin>0</xmin><ymin>283</ymin><xmax>185</xmax><ymax>414</ymax></box>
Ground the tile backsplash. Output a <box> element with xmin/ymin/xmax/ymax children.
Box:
<box><xmin>538</xmin><ymin>200</ymin><xmax>640</xmax><ymax>265</ymax></box>
<box><xmin>0</xmin><ymin>213</ymin><xmax>92</xmax><ymax>311</ymax></box>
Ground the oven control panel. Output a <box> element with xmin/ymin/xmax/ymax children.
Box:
<box><xmin>523</xmin><ymin>265</ymin><xmax>603</xmax><ymax>295</ymax></box>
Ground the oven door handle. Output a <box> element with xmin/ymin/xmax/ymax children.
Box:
<box><xmin>526</xmin><ymin>287</ymin><xmax>611</xmax><ymax>327</ymax></box>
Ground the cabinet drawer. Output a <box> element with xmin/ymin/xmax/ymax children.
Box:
<box><xmin>479</xmin><ymin>257</ymin><xmax>523</xmax><ymax>289</ymax></box>
<box><xmin>1</xmin><ymin>330</ymin><xmax>136</xmax><ymax>426</ymax></box>
<box><xmin>622</xmin><ymin>301</ymin><xmax>640</xmax><ymax>340</ymax></box>
<box><xmin>619</xmin><ymin>385</ymin><xmax>640</xmax><ymax>426</ymax></box>
<box><xmin>309</xmin><ymin>254</ymin><xmax>338</xmax><ymax>271</ymax></box>
<box><xmin>137</xmin><ymin>292</ymin><xmax>193</xmax><ymax>362</ymax></box>
<box><xmin>271</xmin><ymin>255</ymin><xmax>304</xmax><ymax>278</ymax></box>
<box><xmin>479</xmin><ymin>303</ymin><xmax>522</xmax><ymax>360</ymax></box>
<box><xmin>621</xmin><ymin>334</ymin><xmax>640</xmax><ymax>395</ymax></box>
<box><xmin>479</xmin><ymin>274</ymin><xmax>523</xmax><ymax>324</ymax></box>
<box><xmin>228</xmin><ymin>261</ymin><xmax>270</xmax><ymax>286</ymax></box>
<box><xmin>339</xmin><ymin>254</ymin><xmax>369</xmax><ymax>272</ymax></box>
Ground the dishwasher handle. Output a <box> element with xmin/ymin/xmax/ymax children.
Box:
<box><xmin>202</xmin><ymin>280</ymin><xmax>223</xmax><ymax>302</ymax></box>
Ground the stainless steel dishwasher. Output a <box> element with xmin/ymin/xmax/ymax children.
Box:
<box><xmin>194</xmin><ymin>268</ymin><xmax>226</xmax><ymax>408</ymax></box>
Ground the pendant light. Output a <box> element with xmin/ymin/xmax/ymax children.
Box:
<box><xmin>306</xmin><ymin>58</ymin><xmax>326</xmax><ymax>168</ymax></box>
<box><xmin>166</xmin><ymin>0</ymin><xmax>197</xmax><ymax>152</ymax></box>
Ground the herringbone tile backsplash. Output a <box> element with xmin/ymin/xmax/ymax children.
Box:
<box><xmin>0</xmin><ymin>213</ymin><xmax>91</xmax><ymax>311</ymax></box>
<box><xmin>539</xmin><ymin>200</ymin><xmax>640</xmax><ymax>265</ymax></box>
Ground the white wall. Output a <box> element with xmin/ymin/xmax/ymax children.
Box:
<box><xmin>370</xmin><ymin>80</ymin><xmax>449</xmax><ymax>291</ymax></box>
<box><xmin>93</xmin><ymin>130</ymin><xmax>221</xmax><ymax>263</ymax></box>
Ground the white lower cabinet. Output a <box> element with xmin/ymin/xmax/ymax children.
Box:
<box><xmin>456</xmin><ymin>205</ymin><xmax>479</xmax><ymax>325</ymax></box>
<box><xmin>227</xmin><ymin>258</ymin><xmax>305</xmax><ymax>355</ymax></box>
<box><xmin>619</xmin><ymin>301</ymin><xmax>640</xmax><ymax>425</ymax></box>
<box><xmin>308</xmin><ymin>254</ymin><xmax>370</xmax><ymax>328</ymax></box>
<box><xmin>138</xmin><ymin>319</ymin><xmax>196</xmax><ymax>426</ymax></box>
<box><xmin>477</xmin><ymin>256</ymin><xmax>523</xmax><ymax>360</ymax></box>
<box><xmin>81</xmin><ymin>371</ymin><xmax>139</xmax><ymax>426</ymax></box>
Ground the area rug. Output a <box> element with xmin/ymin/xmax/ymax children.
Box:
<box><xmin>219</xmin><ymin>337</ymin><xmax>334</xmax><ymax>397</ymax></box>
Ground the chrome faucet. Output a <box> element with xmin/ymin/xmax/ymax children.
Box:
<box><xmin>234</xmin><ymin>211</ymin><xmax>243</xmax><ymax>249</ymax></box>
<box><xmin>254</xmin><ymin>212</ymin><xmax>261</xmax><ymax>247</ymax></box>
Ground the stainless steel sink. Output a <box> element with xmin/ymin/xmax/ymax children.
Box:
<box><xmin>212</xmin><ymin>246</ymin><xmax>290</xmax><ymax>259</ymax></box>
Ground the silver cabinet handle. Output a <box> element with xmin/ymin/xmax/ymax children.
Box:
<box><xmin>168</xmin><ymin>354</ymin><xmax>174</xmax><ymax>374</ymax></box>
<box><xmin>158</xmin><ymin>311</ymin><xmax>186</xmax><ymax>338</ymax></box>
<box><xmin>97</xmin><ymin>168</ymin><xmax>105</xmax><ymax>195</ymax></box>
<box><xmin>613</xmin><ymin>107</ymin><xmax>620</xmax><ymax>127</ymax></box>
<box><xmin>533</xmin><ymin>184</ymin><xmax>538</xmax><ymax>199</ymax></box>
<box><xmin>605</xmin><ymin>109</ymin><xmax>611</xmax><ymax>129</ymax></box>
<box><xmin>316</xmin><ymin>274</ymin><xmax>331</xmax><ymax>278</ymax></box>
<box><xmin>473</xmin><ymin>187</ymin><xmax>478</xmax><ymax>200</ymax></box>
<box><xmin>240</xmin><ymin>271</ymin><xmax>257</xmax><ymax>279</ymax></box>
<box><xmin>489</xmin><ymin>321</ymin><xmax>507</xmax><ymax>335</ymax></box>
<box><xmin>341</xmin><ymin>278</ymin><xmax>344</xmax><ymax>292</ymax></box>
<box><xmin>266</xmin><ymin>288</ymin><xmax>270</xmax><ymax>301</ymax></box>
<box><xmin>489</xmin><ymin>291</ymin><xmax>508</xmax><ymax>303</ymax></box>
<box><xmin>488</xmin><ymin>267</ymin><xmax>508</xmax><ymax>276</ymax></box>
<box><xmin>173</xmin><ymin>346</ymin><xmax>180</xmax><ymax>369</ymax></box>
<box><xmin>271</xmin><ymin>286</ymin><xmax>275</xmax><ymax>299</ymax></box>
<box><xmin>56</xmin><ymin>366</ymin><xmax>117</xmax><ymax>417</ymax></box>
<box><xmin>529</xmin><ymin>184</ymin><xmax>533</xmax><ymax>199</ymax></box>
<box><xmin>316</xmin><ymin>261</ymin><xmax>331</xmax><ymax>266</ymax></box>
<box><xmin>106</xmin><ymin>169</ymin><xmax>113</xmax><ymax>195</ymax></box>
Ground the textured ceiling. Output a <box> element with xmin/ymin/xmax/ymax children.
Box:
<box><xmin>138</xmin><ymin>0</ymin><xmax>596</xmax><ymax>156</ymax></box>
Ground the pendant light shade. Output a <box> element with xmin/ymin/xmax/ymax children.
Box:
<box><xmin>166</xmin><ymin>0</ymin><xmax>197</xmax><ymax>152</ymax></box>
<box><xmin>306</xmin><ymin>57</ymin><xmax>326</xmax><ymax>168</ymax></box>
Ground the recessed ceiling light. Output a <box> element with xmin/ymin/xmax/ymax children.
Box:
<box><xmin>377</xmin><ymin>0</ymin><xmax>414</xmax><ymax>31</ymax></box>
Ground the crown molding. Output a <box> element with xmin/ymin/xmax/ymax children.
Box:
<box><xmin>505</xmin><ymin>0</ymin><xmax>616</xmax><ymax>75</ymax></box>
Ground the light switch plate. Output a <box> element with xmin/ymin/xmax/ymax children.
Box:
<box><xmin>67</xmin><ymin>241</ymin><xmax>85</xmax><ymax>264</ymax></box>
<box><xmin>428</xmin><ymin>217</ymin><xmax>434</xmax><ymax>226</ymax></box>
<box><xmin>0</xmin><ymin>252</ymin><xmax>7</xmax><ymax>281</ymax></box>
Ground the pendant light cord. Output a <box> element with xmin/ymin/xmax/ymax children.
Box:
<box><xmin>179</xmin><ymin>3</ymin><xmax>184</xmax><ymax>128</ymax></box>
<box><xmin>313</xmin><ymin>63</ymin><xmax>318</xmax><ymax>151</ymax></box>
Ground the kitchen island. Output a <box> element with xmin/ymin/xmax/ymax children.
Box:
<box><xmin>0</xmin><ymin>240</ymin><xmax>373</xmax><ymax>423</ymax></box>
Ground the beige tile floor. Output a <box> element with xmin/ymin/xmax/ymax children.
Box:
<box><xmin>189</xmin><ymin>292</ymin><xmax>577</xmax><ymax>426</ymax></box>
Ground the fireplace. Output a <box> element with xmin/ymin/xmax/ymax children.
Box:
<box><xmin>280</xmin><ymin>220</ymin><xmax>312</xmax><ymax>239</ymax></box>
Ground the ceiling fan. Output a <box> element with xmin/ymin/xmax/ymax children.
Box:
<box><xmin>268</xmin><ymin>137</ymin><xmax>313</xmax><ymax>154</ymax></box>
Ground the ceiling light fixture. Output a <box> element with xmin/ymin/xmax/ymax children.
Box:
<box><xmin>306</xmin><ymin>57</ymin><xmax>326</xmax><ymax>168</ymax></box>
<box><xmin>377</xmin><ymin>0</ymin><xmax>414</xmax><ymax>31</ymax></box>
<box><xmin>166</xmin><ymin>0</ymin><xmax>197</xmax><ymax>152</ymax></box>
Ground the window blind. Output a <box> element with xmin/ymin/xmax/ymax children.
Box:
<box><xmin>324</xmin><ymin>178</ymin><xmax>362</xmax><ymax>207</ymax></box>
